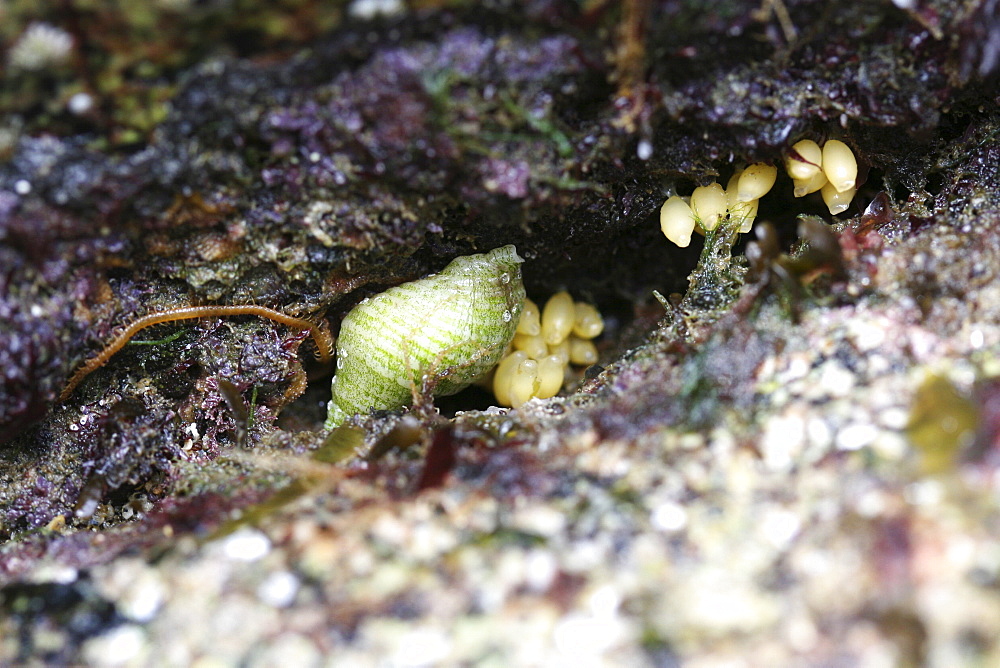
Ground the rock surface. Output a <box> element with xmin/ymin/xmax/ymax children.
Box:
<box><xmin>1</xmin><ymin>1</ymin><xmax>999</xmax><ymax>664</ymax></box>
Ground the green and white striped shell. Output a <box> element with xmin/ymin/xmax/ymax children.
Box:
<box><xmin>325</xmin><ymin>245</ymin><xmax>525</xmax><ymax>428</ymax></box>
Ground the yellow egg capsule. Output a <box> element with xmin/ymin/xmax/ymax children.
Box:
<box><xmin>541</xmin><ymin>291</ymin><xmax>575</xmax><ymax>345</ymax></box>
<box><xmin>732</xmin><ymin>199</ymin><xmax>759</xmax><ymax>233</ymax></box>
<box><xmin>512</xmin><ymin>332</ymin><xmax>549</xmax><ymax>360</ymax></box>
<box><xmin>493</xmin><ymin>351</ymin><xmax>527</xmax><ymax>406</ymax></box>
<box><xmin>785</xmin><ymin>140</ymin><xmax>823</xmax><ymax>181</ymax></box>
<box><xmin>725</xmin><ymin>170</ymin><xmax>743</xmax><ymax>200</ymax></box>
<box><xmin>820</xmin><ymin>181</ymin><xmax>856</xmax><ymax>215</ymax></box>
<box><xmin>517</xmin><ymin>298</ymin><xmax>540</xmax><ymax>336</ymax></box>
<box><xmin>822</xmin><ymin>140</ymin><xmax>857</xmax><ymax>193</ymax></box>
<box><xmin>572</xmin><ymin>302</ymin><xmax>604</xmax><ymax>339</ymax></box>
<box><xmin>548</xmin><ymin>337</ymin><xmax>570</xmax><ymax>365</ymax></box>
<box><xmin>508</xmin><ymin>357</ymin><xmax>540</xmax><ymax>408</ymax></box>
<box><xmin>690</xmin><ymin>183</ymin><xmax>727</xmax><ymax>231</ymax></box>
<box><xmin>659</xmin><ymin>195</ymin><xmax>696</xmax><ymax>247</ymax></box>
<box><xmin>792</xmin><ymin>170</ymin><xmax>828</xmax><ymax>198</ymax></box>
<box><xmin>535</xmin><ymin>354</ymin><xmax>565</xmax><ymax>399</ymax></box>
<box><xmin>723</xmin><ymin>172</ymin><xmax>757</xmax><ymax>233</ymax></box>
<box><xmin>736</xmin><ymin>163</ymin><xmax>777</xmax><ymax>202</ymax></box>
<box><xmin>568</xmin><ymin>336</ymin><xmax>598</xmax><ymax>366</ymax></box>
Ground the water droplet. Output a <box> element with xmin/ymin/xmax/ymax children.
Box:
<box><xmin>502</xmin><ymin>310</ymin><xmax>512</xmax><ymax>322</ymax></box>
<box><xmin>637</xmin><ymin>139</ymin><xmax>653</xmax><ymax>160</ymax></box>
<box><xmin>500</xmin><ymin>272</ymin><xmax>510</xmax><ymax>284</ymax></box>
<box><xmin>336</xmin><ymin>358</ymin><xmax>344</xmax><ymax>369</ymax></box>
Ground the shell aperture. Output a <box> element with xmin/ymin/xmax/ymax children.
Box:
<box><xmin>325</xmin><ymin>245</ymin><xmax>525</xmax><ymax>428</ymax></box>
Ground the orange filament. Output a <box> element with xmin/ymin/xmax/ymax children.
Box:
<box><xmin>60</xmin><ymin>305</ymin><xmax>333</xmax><ymax>401</ymax></box>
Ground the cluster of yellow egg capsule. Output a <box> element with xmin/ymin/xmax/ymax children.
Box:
<box><xmin>659</xmin><ymin>139</ymin><xmax>859</xmax><ymax>247</ymax></box>
<box><xmin>491</xmin><ymin>292</ymin><xmax>604</xmax><ymax>408</ymax></box>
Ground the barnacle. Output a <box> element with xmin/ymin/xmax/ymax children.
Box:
<box><xmin>492</xmin><ymin>291</ymin><xmax>605</xmax><ymax>408</ymax></box>
<box><xmin>325</xmin><ymin>245</ymin><xmax>525</xmax><ymax>428</ymax></box>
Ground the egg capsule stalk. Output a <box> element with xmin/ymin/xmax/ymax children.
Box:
<box><xmin>690</xmin><ymin>183</ymin><xmax>727</xmax><ymax>232</ymax></box>
<box><xmin>822</xmin><ymin>140</ymin><xmax>858</xmax><ymax>193</ymax></box>
<box><xmin>541</xmin><ymin>291</ymin><xmax>575</xmax><ymax>345</ymax></box>
<box><xmin>785</xmin><ymin>140</ymin><xmax>823</xmax><ymax>181</ymax></box>
<box><xmin>659</xmin><ymin>195</ymin><xmax>696</xmax><ymax>247</ymax></box>
<box><xmin>737</xmin><ymin>163</ymin><xmax>777</xmax><ymax>202</ymax></box>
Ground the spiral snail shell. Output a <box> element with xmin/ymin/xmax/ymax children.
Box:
<box><xmin>325</xmin><ymin>245</ymin><xmax>526</xmax><ymax>428</ymax></box>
